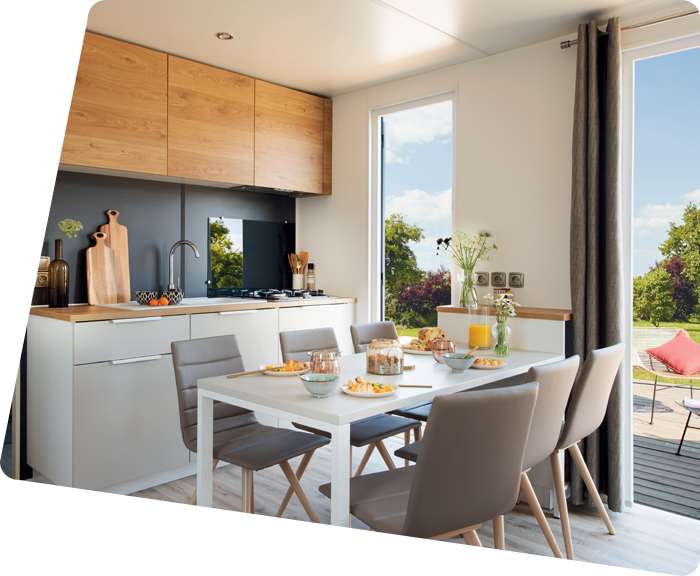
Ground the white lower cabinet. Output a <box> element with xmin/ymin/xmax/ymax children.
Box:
<box><xmin>278</xmin><ymin>304</ymin><xmax>351</xmax><ymax>356</ymax></box>
<box><xmin>191</xmin><ymin>308</ymin><xmax>279</xmax><ymax>367</ymax></box>
<box><xmin>73</xmin><ymin>355</ymin><xmax>189</xmax><ymax>490</ymax></box>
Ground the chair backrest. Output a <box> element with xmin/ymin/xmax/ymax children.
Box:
<box><xmin>401</xmin><ymin>382</ymin><xmax>538</xmax><ymax>539</ymax></box>
<box><xmin>279</xmin><ymin>327</ymin><xmax>340</xmax><ymax>362</ymax></box>
<box><xmin>350</xmin><ymin>321</ymin><xmax>399</xmax><ymax>353</ymax></box>
<box><xmin>521</xmin><ymin>356</ymin><xmax>580</xmax><ymax>471</ymax></box>
<box><xmin>632</xmin><ymin>326</ymin><xmax>683</xmax><ymax>373</ymax></box>
<box><xmin>171</xmin><ymin>335</ymin><xmax>258</xmax><ymax>451</ymax></box>
<box><xmin>556</xmin><ymin>342</ymin><xmax>625</xmax><ymax>451</ymax></box>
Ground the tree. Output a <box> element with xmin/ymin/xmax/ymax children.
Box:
<box><xmin>633</xmin><ymin>267</ymin><xmax>674</xmax><ymax>327</ymax></box>
<box><xmin>395</xmin><ymin>266</ymin><xmax>451</xmax><ymax>327</ymax></box>
<box><xmin>209</xmin><ymin>219</ymin><xmax>243</xmax><ymax>288</ymax></box>
<box><xmin>651</xmin><ymin>256</ymin><xmax>698</xmax><ymax>321</ymax></box>
<box><xmin>384</xmin><ymin>213</ymin><xmax>425</xmax><ymax>319</ymax></box>
<box><xmin>660</xmin><ymin>202</ymin><xmax>700</xmax><ymax>301</ymax></box>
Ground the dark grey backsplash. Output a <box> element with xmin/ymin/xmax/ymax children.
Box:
<box><xmin>34</xmin><ymin>171</ymin><xmax>295</xmax><ymax>305</ymax></box>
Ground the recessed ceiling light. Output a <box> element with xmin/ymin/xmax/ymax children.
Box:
<box><xmin>216</xmin><ymin>32</ymin><xmax>233</xmax><ymax>40</ymax></box>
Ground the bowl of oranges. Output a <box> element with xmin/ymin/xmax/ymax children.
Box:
<box><xmin>134</xmin><ymin>291</ymin><xmax>160</xmax><ymax>305</ymax></box>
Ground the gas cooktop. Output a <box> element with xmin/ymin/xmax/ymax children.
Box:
<box><xmin>207</xmin><ymin>287</ymin><xmax>342</xmax><ymax>302</ymax></box>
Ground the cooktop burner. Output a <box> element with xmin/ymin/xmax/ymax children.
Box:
<box><xmin>207</xmin><ymin>287</ymin><xmax>342</xmax><ymax>301</ymax></box>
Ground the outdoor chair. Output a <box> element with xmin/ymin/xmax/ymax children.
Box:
<box><xmin>632</xmin><ymin>327</ymin><xmax>698</xmax><ymax>424</ymax></box>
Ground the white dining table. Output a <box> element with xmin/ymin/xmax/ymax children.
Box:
<box><xmin>196</xmin><ymin>346</ymin><xmax>564</xmax><ymax>526</ymax></box>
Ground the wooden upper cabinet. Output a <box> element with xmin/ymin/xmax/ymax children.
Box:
<box><xmin>254</xmin><ymin>80</ymin><xmax>324</xmax><ymax>194</ymax></box>
<box><xmin>167</xmin><ymin>56</ymin><xmax>255</xmax><ymax>184</ymax></box>
<box><xmin>323</xmin><ymin>99</ymin><xmax>333</xmax><ymax>195</ymax></box>
<box><xmin>60</xmin><ymin>32</ymin><xmax>168</xmax><ymax>175</ymax></box>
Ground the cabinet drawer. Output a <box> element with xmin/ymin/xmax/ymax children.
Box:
<box><xmin>190</xmin><ymin>308</ymin><xmax>278</xmax><ymax>368</ymax></box>
<box><xmin>73</xmin><ymin>355</ymin><xmax>189</xmax><ymax>490</ymax></box>
<box><xmin>74</xmin><ymin>315</ymin><xmax>190</xmax><ymax>365</ymax></box>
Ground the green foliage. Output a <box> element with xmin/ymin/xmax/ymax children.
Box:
<box><xmin>384</xmin><ymin>213</ymin><xmax>425</xmax><ymax>299</ymax></box>
<box><xmin>660</xmin><ymin>202</ymin><xmax>700</xmax><ymax>298</ymax></box>
<box><xmin>209</xmin><ymin>219</ymin><xmax>243</xmax><ymax>289</ymax></box>
<box><xmin>58</xmin><ymin>219</ymin><xmax>83</xmax><ymax>240</ymax></box>
<box><xmin>633</xmin><ymin>267</ymin><xmax>674</xmax><ymax>327</ymax></box>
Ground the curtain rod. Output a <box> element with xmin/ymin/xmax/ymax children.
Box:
<box><xmin>560</xmin><ymin>8</ymin><xmax>699</xmax><ymax>48</ymax></box>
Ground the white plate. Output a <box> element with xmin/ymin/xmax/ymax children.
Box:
<box><xmin>264</xmin><ymin>364</ymin><xmax>310</xmax><ymax>377</ymax></box>
<box><xmin>402</xmin><ymin>348</ymin><xmax>434</xmax><ymax>355</ymax></box>
<box><xmin>470</xmin><ymin>359</ymin><xmax>508</xmax><ymax>370</ymax></box>
<box><xmin>340</xmin><ymin>384</ymin><xmax>398</xmax><ymax>398</ymax></box>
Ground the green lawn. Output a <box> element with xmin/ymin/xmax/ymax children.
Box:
<box><xmin>395</xmin><ymin>326</ymin><xmax>420</xmax><ymax>338</ymax></box>
<box><xmin>633</xmin><ymin>318</ymin><xmax>700</xmax><ymax>386</ymax></box>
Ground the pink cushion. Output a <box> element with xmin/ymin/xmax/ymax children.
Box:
<box><xmin>645</xmin><ymin>331</ymin><xmax>700</xmax><ymax>376</ymax></box>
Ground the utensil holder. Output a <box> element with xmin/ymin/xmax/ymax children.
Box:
<box><xmin>292</xmin><ymin>274</ymin><xmax>304</xmax><ymax>289</ymax></box>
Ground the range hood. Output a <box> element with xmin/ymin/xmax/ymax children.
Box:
<box><xmin>229</xmin><ymin>184</ymin><xmax>303</xmax><ymax>196</ymax></box>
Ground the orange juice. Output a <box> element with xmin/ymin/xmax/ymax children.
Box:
<box><xmin>469</xmin><ymin>324</ymin><xmax>491</xmax><ymax>348</ymax></box>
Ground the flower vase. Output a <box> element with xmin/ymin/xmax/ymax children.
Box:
<box><xmin>457</xmin><ymin>267</ymin><xmax>477</xmax><ymax>307</ymax></box>
<box><xmin>491</xmin><ymin>317</ymin><xmax>511</xmax><ymax>357</ymax></box>
<box><xmin>48</xmin><ymin>239</ymin><xmax>69</xmax><ymax>308</ymax></box>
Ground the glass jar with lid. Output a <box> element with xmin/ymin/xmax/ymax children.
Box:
<box><xmin>310</xmin><ymin>350</ymin><xmax>340</xmax><ymax>376</ymax></box>
<box><xmin>366</xmin><ymin>339</ymin><xmax>404</xmax><ymax>375</ymax></box>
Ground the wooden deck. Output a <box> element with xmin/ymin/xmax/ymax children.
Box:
<box><xmin>633</xmin><ymin>379</ymin><xmax>700</xmax><ymax>520</ymax></box>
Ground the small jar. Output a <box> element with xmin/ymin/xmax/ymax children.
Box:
<box><xmin>310</xmin><ymin>350</ymin><xmax>339</xmax><ymax>376</ymax></box>
<box><xmin>432</xmin><ymin>338</ymin><xmax>455</xmax><ymax>363</ymax></box>
<box><xmin>366</xmin><ymin>339</ymin><xmax>404</xmax><ymax>375</ymax></box>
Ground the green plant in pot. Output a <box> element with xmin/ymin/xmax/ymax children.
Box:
<box><xmin>48</xmin><ymin>219</ymin><xmax>83</xmax><ymax>307</ymax></box>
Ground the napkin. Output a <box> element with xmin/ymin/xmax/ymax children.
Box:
<box><xmin>683</xmin><ymin>397</ymin><xmax>700</xmax><ymax>409</ymax></box>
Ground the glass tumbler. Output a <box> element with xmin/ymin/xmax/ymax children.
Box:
<box><xmin>469</xmin><ymin>305</ymin><xmax>491</xmax><ymax>349</ymax></box>
<box><xmin>310</xmin><ymin>350</ymin><xmax>340</xmax><ymax>376</ymax></box>
<box><xmin>432</xmin><ymin>339</ymin><xmax>455</xmax><ymax>363</ymax></box>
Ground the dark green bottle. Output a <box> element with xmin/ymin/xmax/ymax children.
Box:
<box><xmin>48</xmin><ymin>239</ymin><xmax>69</xmax><ymax>307</ymax></box>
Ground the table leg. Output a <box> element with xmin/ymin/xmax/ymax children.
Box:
<box><xmin>330</xmin><ymin>423</ymin><xmax>351</xmax><ymax>527</ymax></box>
<box><xmin>196</xmin><ymin>391</ymin><xmax>214</xmax><ymax>508</ymax></box>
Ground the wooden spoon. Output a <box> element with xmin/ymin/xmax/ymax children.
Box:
<box><xmin>290</xmin><ymin>253</ymin><xmax>298</xmax><ymax>273</ymax></box>
<box><xmin>287</xmin><ymin>254</ymin><xmax>294</xmax><ymax>273</ymax></box>
<box><xmin>300</xmin><ymin>251</ymin><xmax>309</xmax><ymax>273</ymax></box>
<box><xmin>461</xmin><ymin>346</ymin><xmax>479</xmax><ymax>359</ymax></box>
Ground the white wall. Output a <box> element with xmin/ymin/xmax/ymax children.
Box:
<box><xmin>297</xmin><ymin>34</ymin><xmax>577</xmax><ymax>322</ymax></box>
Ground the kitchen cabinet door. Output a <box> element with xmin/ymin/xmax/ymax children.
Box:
<box><xmin>60</xmin><ymin>32</ymin><xmax>168</xmax><ymax>175</ymax></box>
<box><xmin>278</xmin><ymin>304</ymin><xmax>349</xmax><ymax>357</ymax></box>
<box><xmin>168</xmin><ymin>56</ymin><xmax>255</xmax><ymax>184</ymax></box>
<box><xmin>190</xmin><ymin>309</ymin><xmax>279</xmax><ymax>368</ymax></box>
<box><xmin>254</xmin><ymin>80</ymin><xmax>324</xmax><ymax>194</ymax></box>
<box><xmin>73</xmin><ymin>354</ymin><xmax>189</xmax><ymax>491</ymax></box>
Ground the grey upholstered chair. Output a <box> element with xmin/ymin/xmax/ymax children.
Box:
<box><xmin>279</xmin><ymin>327</ymin><xmax>420</xmax><ymax>475</ymax></box>
<box><xmin>171</xmin><ymin>334</ymin><xmax>330</xmax><ymax>521</ymax></box>
<box><xmin>319</xmin><ymin>383</ymin><xmax>539</xmax><ymax>544</ymax></box>
<box><xmin>350</xmin><ymin>321</ymin><xmax>399</xmax><ymax>353</ymax></box>
<box><xmin>551</xmin><ymin>342</ymin><xmax>625</xmax><ymax>560</ymax></box>
<box><xmin>394</xmin><ymin>356</ymin><xmax>580</xmax><ymax>556</ymax></box>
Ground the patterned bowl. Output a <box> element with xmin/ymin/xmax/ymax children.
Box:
<box><xmin>134</xmin><ymin>291</ymin><xmax>160</xmax><ymax>305</ymax></box>
<box><xmin>443</xmin><ymin>353</ymin><xmax>475</xmax><ymax>373</ymax></box>
<box><xmin>160</xmin><ymin>290</ymin><xmax>184</xmax><ymax>305</ymax></box>
<box><xmin>299</xmin><ymin>374</ymin><xmax>339</xmax><ymax>398</ymax></box>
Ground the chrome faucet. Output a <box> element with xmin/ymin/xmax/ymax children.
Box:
<box><xmin>169</xmin><ymin>240</ymin><xmax>199</xmax><ymax>291</ymax></box>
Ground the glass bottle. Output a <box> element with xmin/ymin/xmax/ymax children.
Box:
<box><xmin>306</xmin><ymin>263</ymin><xmax>315</xmax><ymax>290</ymax></box>
<box><xmin>48</xmin><ymin>239</ymin><xmax>69</xmax><ymax>308</ymax></box>
<box><xmin>366</xmin><ymin>339</ymin><xmax>404</xmax><ymax>375</ymax></box>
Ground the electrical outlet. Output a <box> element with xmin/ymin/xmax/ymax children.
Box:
<box><xmin>491</xmin><ymin>272</ymin><xmax>507</xmax><ymax>287</ymax></box>
<box><xmin>475</xmin><ymin>271</ymin><xmax>489</xmax><ymax>286</ymax></box>
<box><xmin>35</xmin><ymin>272</ymin><xmax>49</xmax><ymax>288</ymax></box>
<box><xmin>509</xmin><ymin>272</ymin><xmax>525</xmax><ymax>288</ymax></box>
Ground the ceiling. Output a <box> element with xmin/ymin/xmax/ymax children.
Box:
<box><xmin>86</xmin><ymin>0</ymin><xmax>688</xmax><ymax>97</ymax></box>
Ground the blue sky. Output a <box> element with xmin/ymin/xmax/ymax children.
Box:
<box><xmin>633</xmin><ymin>45</ymin><xmax>700</xmax><ymax>278</ymax></box>
<box><xmin>382</xmin><ymin>100</ymin><xmax>453</xmax><ymax>274</ymax></box>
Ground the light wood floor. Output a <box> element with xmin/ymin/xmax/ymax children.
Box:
<box><xmin>0</xmin><ymin>440</ymin><xmax>700</xmax><ymax>576</ymax></box>
<box><xmin>633</xmin><ymin>380</ymin><xmax>700</xmax><ymax>519</ymax></box>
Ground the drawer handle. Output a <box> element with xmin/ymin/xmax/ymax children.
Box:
<box><xmin>219</xmin><ymin>310</ymin><xmax>259</xmax><ymax>316</ymax></box>
<box><xmin>301</xmin><ymin>305</ymin><xmax>336</xmax><ymax>310</ymax></box>
<box><xmin>111</xmin><ymin>317</ymin><xmax>163</xmax><ymax>324</ymax></box>
<box><xmin>111</xmin><ymin>355</ymin><xmax>163</xmax><ymax>365</ymax></box>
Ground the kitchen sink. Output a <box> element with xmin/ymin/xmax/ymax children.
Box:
<box><xmin>100</xmin><ymin>297</ymin><xmax>247</xmax><ymax>310</ymax></box>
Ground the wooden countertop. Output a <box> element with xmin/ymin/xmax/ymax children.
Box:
<box><xmin>437</xmin><ymin>305</ymin><xmax>572</xmax><ymax>321</ymax></box>
<box><xmin>29</xmin><ymin>297</ymin><xmax>358</xmax><ymax>322</ymax></box>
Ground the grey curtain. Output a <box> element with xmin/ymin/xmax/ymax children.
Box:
<box><xmin>569</xmin><ymin>17</ymin><xmax>624</xmax><ymax>512</ymax></box>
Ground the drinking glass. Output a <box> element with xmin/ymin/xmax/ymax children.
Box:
<box><xmin>310</xmin><ymin>350</ymin><xmax>340</xmax><ymax>376</ymax></box>
<box><xmin>432</xmin><ymin>339</ymin><xmax>456</xmax><ymax>363</ymax></box>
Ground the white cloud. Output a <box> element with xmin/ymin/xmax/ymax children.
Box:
<box><xmin>683</xmin><ymin>189</ymin><xmax>700</xmax><ymax>202</ymax></box>
<box><xmin>633</xmin><ymin>203</ymin><xmax>684</xmax><ymax>230</ymax></box>
<box><xmin>385</xmin><ymin>188</ymin><xmax>452</xmax><ymax>222</ymax></box>
<box><xmin>383</xmin><ymin>101</ymin><xmax>452</xmax><ymax>162</ymax></box>
<box><xmin>385</xmin><ymin>149</ymin><xmax>409</xmax><ymax>165</ymax></box>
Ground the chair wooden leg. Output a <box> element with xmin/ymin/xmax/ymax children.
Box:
<box><xmin>241</xmin><ymin>468</ymin><xmax>253</xmax><ymax>576</ymax></box>
<box><xmin>428</xmin><ymin>542</ymin><xmax>437</xmax><ymax>576</ymax></box>
<box><xmin>355</xmin><ymin>443</ymin><xmax>375</xmax><ymax>477</ymax></box>
<box><xmin>375</xmin><ymin>440</ymin><xmax>397</xmax><ymax>470</ymax></box>
<box><xmin>350</xmin><ymin>529</ymin><xmax>380</xmax><ymax>576</ymax></box>
<box><xmin>391</xmin><ymin>542</ymin><xmax>415</xmax><ymax>576</ymax></box>
<box><xmin>279</xmin><ymin>460</ymin><xmax>320</xmax><ymax>523</ymax></box>
<box><xmin>411</xmin><ymin>542</ymin><xmax>428</xmax><ymax>576</ymax></box>
<box><xmin>520</xmin><ymin>473</ymin><xmax>563</xmax><ymax>558</ymax></box>
<box><xmin>403</xmin><ymin>430</ymin><xmax>411</xmax><ymax>467</ymax></box>
<box><xmin>550</xmin><ymin>451</ymin><xmax>574</xmax><ymax>560</ymax></box>
<box><xmin>165</xmin><ymin>459</ymin><xmax>219</xmax><ymax>556</ymax></box>
<box><xmin>568</xmin><ymin>443</ymin><xmax>615</xmax><ymax>535</ymax></box>
<box><xmin>462</xmin><ymin>530</ymin><xmax>496</xmax><ymax>576</ymax></box>
<box><xmin>276</xmin><ymin>451</ymin><xmax>315</xmax><ymax>518</ymax></box>
<box><xmin>414</xmin><ymin>425</ymin><xmax>422</xmax><ymax>441</ymax></box>
<box><xmin>492</xmin><ymin>515</ymin><xmax>505</xmax><ymax>550</ymax></box>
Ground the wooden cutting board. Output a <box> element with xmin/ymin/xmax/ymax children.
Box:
<box><xmin>99</xmin><ymin>209</ymin><xmax>130</xmax><ymax>302</ymax></box>
<box><xmin>86</xmin><ymin>232</ymin><xmax>117</xmax><ymax>305</ymax></box>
